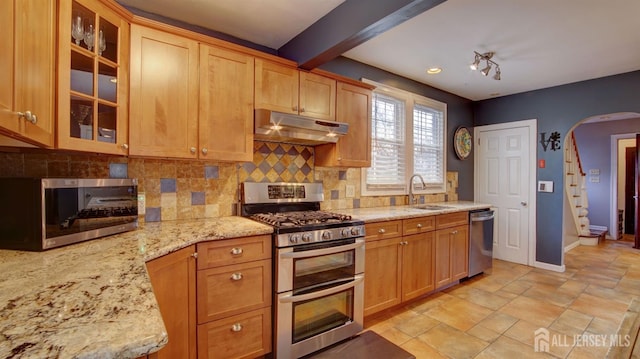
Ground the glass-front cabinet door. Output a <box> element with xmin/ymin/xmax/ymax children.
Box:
<box><xmin>58</xmin><ymin>0</ymin><xmax>130</xmax><ymax>155</ymax></box>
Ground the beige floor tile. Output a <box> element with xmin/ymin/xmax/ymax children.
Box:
<box><xmin>425</xmin><ymin>297</ymin><xmax>493</xmax><ymax>331</ymax></box>
<box><xmin>417</xmin><ymin>324</ymin><xmax>489</xmax><ymax>358</ymax></box>
<box><xmin>448</xmin><ymin>286</ymin><xmax>513</xmax><ymax>311</ymax></box>
<box><xmin>467</xmin><ymin>323</ymin><xmax>501</xmax><ymax>342</ymax></box>
<box><xmin>566</xmin><ymin>342</ymin><xmax>611</xmax><ymax>359</ymax></box>
<box><xmin>399</xmin><ymin>338</ymin><xmax>448</xmax><ymax>359</ymax></box>
<box><xmin>499</xmin><ymin>296</ymin><xmax>565</xmax><ymax>327</ymax></box>
<box><xmin>519</xmin><ymin>271</ymin><xmax>567</xmax><ymax>287</ymax></box>
<box><xmin>584</xmin><ymin>283</ymin><xmax>637</xmax><ymax>305</ymax></box>
<box><xmin>376</xmin><ymin>326</ymin><xmax>413</xmax><ymax>346</ymax></box>
<box><xmin>584</xmin><ymin>316</ymin><xmax>621</xmax><ymax>335</ymax></box>
<box><xmin>394</xmin><ymin>314</ymin><xmax>440</xmax><ymax>337</ymax></box>
<box><xmin>557</xmin><ymin>280</ymin><xmax>589</xmax><ymax>297</ymax></box>
<box><xmin>503</xmin><ymin>319</ymin><xmax>543</xmax><ymax>346</ymax></box>
<box><xmin>569</xmin><ymin>292</ymin><xmax>627</xmax><ymax>323</ymax></box>
<box><xmin>501</xmin><ymin>280</ymin><xmax>534</xmax><ymax>295</ymax></box>
<box><xmin>407</xmin><ymin>292</ymin><xmax>455</xmax><ymax>314</ymax></box>
<box><xmin>549</xmin><ymin>309</ymin><xmax>593</xmax><ymax>336</ymax></box>
<box><xmin>477</xmin><ymin>312</ymin><xmax>519</xmax><ymax>334</ymax></box>
<box><xmin>474</xmin><ymin>336</ymin><xmax>555</xmax><ymax>359</ymax></box>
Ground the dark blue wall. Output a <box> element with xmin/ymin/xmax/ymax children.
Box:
<box><xmin>321</xmin><ymin>57</ymin><xmax>476</xmax><ymax>200</ymax></box>
<box><xmin>473</xmin><ymin>70</ymin><xmax>640</xmax><ymax>265</ymax></box>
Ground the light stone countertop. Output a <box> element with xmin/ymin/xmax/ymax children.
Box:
<box><xmin>0</xmin><ymin>201</ymin><xmax>487</xmax><ymax>359</ymax></box>
<box><xmin>338</xmin><ymin>201</ymin><xmax>492</xmax><ymax>223</ymax></box>
<box><xmin>0</xmin><ymin>216</ymin><xmax>273</xmax><ymax>359</ymax></box>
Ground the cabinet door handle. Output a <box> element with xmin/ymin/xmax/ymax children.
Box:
<box><xmin>452</xmin><ymin>230</ymin><xmax>458</xmax><ymax>234</ymax></box>
<box><xmin>190</xmin><ymin>147</ymin><xmax>196</xmax><ymax>154</ymax></box>
<box><xmin>293</xmin><ymin>105</ymin><xmax>298</xmax><ymax>111</ymax></box>
<box><xmin>300</xmin><ymin>107</ymin><xmax>305</xmax><ymax>113</ymax></box>
<box><xmin>230</xmin><ymin>247</ymin><xmax>243</xmax><ymax>255</ymax></box>
<box><xmin>378</xmin><ymin>228</ymin><xmax>386</xmax><ymax>234</ymax></box>
<box><xmin>231</xmin><ymin>323</ymin><xmax>243</xmax><ymax>332</ymax></box>
<box><xmin>416</xmin><ymin>223</ymin><xmax>423</xmax><ymax>228</ymax></box>
<box><xmin>201</xmin><ymin>148</ymin><xmax>208</xmax><ymax>155</ymax></box>
<box><xmin>190</xmin><ymin>252</ymin><xmax>198</xmax><ymax>259</ymax></box>
<box><xmin>121</xmin><ymin>143</ymin><xmax>129</xmax><ymax>150</ymax></box>
<box><xmin>17</xmin><ymin>111</ymin><xmax>37</xmax><ymax>124</ymax></box>
<box><xmin>230</xmin><ymin>272</ymin><xmax>243</xmax><ymax>281</ymax></box>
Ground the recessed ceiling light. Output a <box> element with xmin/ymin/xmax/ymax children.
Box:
<box><xmin>426</xmin><ymin>67</ymin><xmax>442</xmax><ymax>75</ymax></box>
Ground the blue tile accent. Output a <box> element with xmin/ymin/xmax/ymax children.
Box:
<box><xmin>353</xmin><ymin>199</ymin><xmax>360</xmax><ymax>208</ymax></box>
<box><xmin>273</xmin><ymin>162</ymin><xmax>286</xmax><ymax>174</ymax></box>
<box><xmin>160</xmin><ymin>178</ymin><xmax>176</xmax><ymax>193</ymax></box>
<box><xmin>109</xmin><ymin>163</ymin><xmax>128</xmax><ymax>179</ymax></box>
<box><xmin>390</xmin><ymin>197</ymin><xmax>396</xmax><ymax>206</ymax></box>
<box><xmin>274</xmin><ymin>144</ymin><xmax>286</xmax><ymax>156</ymax></box>
<box><xmin>331</xmin><ymin>190</ymin><xmax>339</xmax><ymax>200</ymax></box>
<box><xmin>191</xmin><ymin>192</ymin><xmax>205</xmax><ymax>205</ymax></box>
<box><xmin>145</xmin><ymin>207</ymin><xmax>161</xmax><ymax>222</ymax></box>
<box><xmin>205</xmin><ymin>166</ymin><xmax>219</xmax><ymax>179</ymax></box>
<box><xmin>339</xmin><ymin>171</ymin><xmax>347</xmax><ymax>180</ymax></box>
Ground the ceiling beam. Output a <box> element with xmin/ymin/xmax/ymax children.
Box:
<box><xmin>278</xmin><ymin>0</ymin><xmax>446</xmax><ymax>71</ymax></box>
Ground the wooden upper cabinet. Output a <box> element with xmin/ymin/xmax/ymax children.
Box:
<box><xmin>315</xmin><ymin>82</ymin><xmax>372</xmax><ymax>167</ymax></box>
<box><xmin>129</xmin><ymin>24</ymin><xmax>199</xmax><ymax>158</ymax></box>
<box><xmin>57</xmin><ymin>0</ymin><xmax>130</xmax><ymax>155</ymax></box>
<box><xmin>255</xmin><ymin>58</ymin><xmax>299</xmax><ymax>115</ymax></box>
<box><xmin>255</xmin><ymin>58</ymin><xmax>336</xmax><ymax>121</ymax></box>
<box><xmin>299</xmin><ymin>71</ymin><xmax>336</xmax><ymax>120</ymax></box>
<box><xmin>0</xmin><ymin>0</ymin><xmax>55</xmax><ymax>147</ymax></box>
<box><xmin>199</xmin><ymin>45</ymin><xmax>254</xmax><ymax>162</ymax></box>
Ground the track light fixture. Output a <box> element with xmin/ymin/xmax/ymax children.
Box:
<box><xmin>470</xmin><ymin>51</ymin><xmax>501</xmax><ymax>80</ymax></box>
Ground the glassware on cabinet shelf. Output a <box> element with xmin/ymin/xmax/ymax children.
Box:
<box><xmin>72</xmin><ymin>16</ymin><xmax>84</xmax><ymax>45</ymax></box>
<box><xmin>98</xmin><ymin>30</ymin><xmax>106</xmax><ymax>56</ymax></box>
<box><xmin>84</xmin><ymin>24</ymin><xmax>95</xmax><ymax>51</ymax></box>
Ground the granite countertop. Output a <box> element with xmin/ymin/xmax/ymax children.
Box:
<box><xmin>0</xmin><ymin>216</ymin><xmax>273</xmax><ymax>359</ymax></box>
<box><xmin>338</xmin><ymin>201</ymin><xmax>492</xmax><ymax>222</ymax></box>
<box><xmin>0</xmin><ymin>201</ymin><xmax>486</xmax><ymax>358</ymax></box>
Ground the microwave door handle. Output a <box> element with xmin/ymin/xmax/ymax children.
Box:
<box><xmin>280</xmin><ymin>238</ymin><xmax>364</xmax><ymax>259</ymax></box>
<box><xmin>279</xmin><ymin>274</ymin><xmax>364</xmax><ymax>303</ymax></box>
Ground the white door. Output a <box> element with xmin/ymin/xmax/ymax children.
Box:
<box><xmin>475</xmin><ymin>120</ymin><xmax>536</xmax><ymax>265</ymax></box>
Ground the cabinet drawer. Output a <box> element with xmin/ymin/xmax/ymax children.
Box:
<box><xmin>197</xmin><ymin>307</ymin><xmax>271</xmax><ymax>359</ymax></box>
<box><xmin>197</xmin><ymin>235</ymin><xmax>271</xmax><ymax>269</ymax></box>
<box><xmin>365</xmin><ymin>220</ymin><xmax>402</xmax><ymax>241</ymax></box>
<box><xmin>436</xmin><ymin>211</ymin><xmax>469</xmax><ymax>229</ymax></box>
<box><xmin>197</xmin><ymin>259</ymin><xmax>271</xmax><ymax>323</ymax></box>
<box><xmin>402</xmin><ymin>216</ymin><xmax>435</xmax><ymax>235</ymax></box>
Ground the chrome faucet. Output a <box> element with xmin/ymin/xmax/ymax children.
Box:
<box><xmin>409</xmin><ymin>174</ymin><xmax>426</xmax><ymax>206</ymax></box>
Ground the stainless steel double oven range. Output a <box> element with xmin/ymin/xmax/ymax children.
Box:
<box><xmin>240</xmin><ymin>182</ymin><xmax>365</xmax><ymax>358</ymax></box>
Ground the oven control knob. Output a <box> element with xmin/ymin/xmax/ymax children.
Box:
<box><xmin>322</xmin><ymin>231</ymin><xmax>332</xmax><ymax>240</ymax></box>
<box><xmin>351</xmin><ymin>227</ymin><xmax>361</xmax><ymax>236</ymax></box>
<box><xmin>341</xmin><ymin>228</ymin><xmax>351</xmax><ymax>237</ymax></box>
<box><xmin>289</xmin><ymin>234</ymin><xmax>301</xmax><ymax>243</ymax></box>
<box><xmin>302</xmin><ymin>233</ymin><xmax>312</xmax><ymax>242</ymax></box>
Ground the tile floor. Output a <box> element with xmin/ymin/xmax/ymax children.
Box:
<box><xmin>364</xmin><ymin>239</ymin><xmax>640</xmax><ymax>358</ymax></box>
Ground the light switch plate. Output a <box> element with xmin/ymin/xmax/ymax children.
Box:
<box><xmin>538</xmin><ymin>181</ymin><xmax>553</xmax><ymax>193</ymax></box>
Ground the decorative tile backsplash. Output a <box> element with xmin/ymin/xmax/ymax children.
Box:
<box><xmin>0</xmin><ymin>143</ymin><xmax>459</xmax><ymax>222</ymax></box>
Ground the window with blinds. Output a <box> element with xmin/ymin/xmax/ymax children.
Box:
<box><xmin>362</xmin><ymin>80</ymin><xmax>446</xmax><ymax>196</ymax></box>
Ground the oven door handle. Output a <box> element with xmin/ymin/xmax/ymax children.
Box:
<box><xmin>280</xmin><ymin>274</ymin><xmax>364</xmax><ymax>303</ymax></box>
<box><xmin>280</xmin><ymin>238</ymin><xmax>365</xmax><ymax>259</ymax></box>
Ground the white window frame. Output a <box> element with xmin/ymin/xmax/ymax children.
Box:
<box><xmin>361</xmin><ymin>79</ymin><xmax>447</xmax><ymax>197</ymax></box>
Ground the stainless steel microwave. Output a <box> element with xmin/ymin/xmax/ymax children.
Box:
<box><xmin>0</xmin><ymin>178</ymin><xmax>138</xmax><ymax>251</ymax></box>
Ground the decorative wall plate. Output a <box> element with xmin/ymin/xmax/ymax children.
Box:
<box><xmin>454</xmin><ymin>126</ymin><xmax>472</xmax><ymax>160</ymax></box>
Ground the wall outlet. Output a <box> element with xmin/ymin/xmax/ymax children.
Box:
<box><xmin>345</xmin><ymin>185</ymin><xmax>355</xmax><ymax>198</ymax></box>
<box><xmin>138</xmin><ymin>193</ymin><xmax>146</xmax><ymax>215</ymax></box>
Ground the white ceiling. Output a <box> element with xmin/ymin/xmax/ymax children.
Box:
<box><xmin>118</xmin><ymin>0</ymin><xmax>640</xmax><ymax>101</ymax></box>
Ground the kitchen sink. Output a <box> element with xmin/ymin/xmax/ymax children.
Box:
<box><xmin>411</xmin><ymin>204</ymin><xmax>452</xmax><ymax>210</ymax></box>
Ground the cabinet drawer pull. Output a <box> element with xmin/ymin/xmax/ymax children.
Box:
<box><xmin>190</xmin><ymin>147</ymin><xmax>196</xmax><ymax>154</ymax></box>
<box><xmin>201</xmin><ymin>147</ymin><xmax>208</xmax><ymax>155</ymax></box>
<box><xmin>230</xmin><ymin>247</ymin><xmax>243</xmax><ymax>255</ymax></box>
<box><xmin>452</xmin><ymin>230</ymin><xmax>458</xmax><ymax>234</ymax></box>
<box><xmin>378</xmin><ymin>228</ymin><xmax>386</xmax><ymax>234</ymax></box>
<box><xmin>17</xmin><ymin>111</ymin><xmax>37</xmax><ymax>124</ymax></box>
<box><xmin>416</xmin><ymin>223</ymin><xmax>423</xmax><ymax>228</ymax></box>
<box><xmin>230</xmin><ymin>272</ymin><xmax>243</xmax><ymax>281</ymax></box>
<box><xmin>231</xmin><ymin>323</ymin><xmax>243</xmax><ymax>332</ymax></box>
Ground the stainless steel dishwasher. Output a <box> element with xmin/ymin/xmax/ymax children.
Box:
<box><xmin>469</xmin><ymin>209</ymin><xmax>495</xmax><ymax>277</ymax></box>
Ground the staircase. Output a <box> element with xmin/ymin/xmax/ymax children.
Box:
<box><xmin>565</xmin><ymin>132</ymin><xmax>605</xmax><ymax>245</ymax></box>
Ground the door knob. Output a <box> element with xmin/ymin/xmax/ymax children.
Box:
<box><xmin>521</xmin><ymin>201</ymin><xmax>528</xmax><ymax>207</ymax></box>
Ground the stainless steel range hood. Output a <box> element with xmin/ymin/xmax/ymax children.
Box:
<box><xmin>254</xmin><ymin>109</ymin><xmax>348</xmax><ymax>145</ymax></box>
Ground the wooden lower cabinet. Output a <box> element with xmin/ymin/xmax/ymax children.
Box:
<box><xmin>146</xmin><ymin>245</ymin><xmax>197</xmax><ymax>359</ymax></box>
<box><xmin>435</xmin><ymin>224</ymin><xmax>469</xmax><ymax>289</ymax></box>
<box><xmin>197</xmin><ymin>307</ymin><xmax>271</xmax><ymax>359</ymax></box>
<box><xmin>363</xmin><ymin>220</ymin><xmax>435</xmax><ymax>316</ymax></box>
<box><xmin>364</xmin><ymin>236</ymin><xmax>402</xmax><ymax>316</ymax></box>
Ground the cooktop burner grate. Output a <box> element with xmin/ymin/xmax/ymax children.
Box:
<box><xmin>250</xmin><ymin>210</ymin><xmax>353</xmax><ymax>228</ymax></box>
